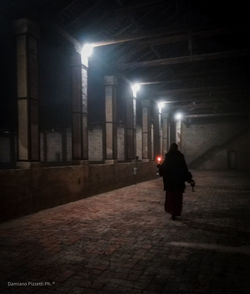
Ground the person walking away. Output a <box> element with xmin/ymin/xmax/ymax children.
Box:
<box><xmin>158</xmin><ymin>143</ymin><xmax>193</xmax><ymax>220</ymax></box>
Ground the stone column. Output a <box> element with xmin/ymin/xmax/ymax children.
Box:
<box><xmin>133</xmin><ymin>96</ymin><xmax>136</xmax><ymax>158</ymax></box>
<box><xmin>81</xmin><ymin>64</ymin><xmax>88</xmax><ymax>161</ymax></box>
<box><xmin>142</xmin><ymin>99</ymin><xmax>152</xmax><ymax>161</ymax></box>
<box><xmin>170</xmin><ymin>119</ymin><xmax>176</xmax><ymax>145</ymax></box>
<box><xmin>168</xmin><ymin>121</ymin><xmax>171</xmax><ymax>150</ymax></box>
<box><xmin>151</xmin><ymin>123</ymin><xmax>154</xmax><ymax>160</ymax></box>
<box><xmin>15</xmin><ymin>19</ymin><xmax>40</xmax><ymax>168</ymax></box>
<box><xmin>176</xmin><ymin>119</ymin><xmax>182</xmax><ymax>148</ymax></box>
<box><xmin>104</xmin><ymin>76</ymin><xmax>117</xmax><ymax>163</ymax></box>
<box><xmin>62</xmin><ymin>128</ymin><xmax>67</xmax><ymax>162</ymax></box>
<box><xmin>71</xmin><ymin>52</ymin><xmax>82</xmax><ymax>161</ymax></box>
<box><xmin>153</xmin><ymin>104</ymin><xmax>160</xmax><ymax>158</ymax></box>
<box><xmin>71</xmin><ymin>51</ymin><xmax>88</xmax><ymax>162</ymax></box>
<box><xmin>126</xmin><ymin>94</ymin><xmax>136</xmax><ymax>160</ymax></box>
<box><xmin>162</xmin><ymin>110</ymin><xmax>168</xmax><ymax>155</ymax></box>
<box><xmin>158</xmin><ymin>107</ymin><xmax>163</xmax><ymax>156</ymax></box>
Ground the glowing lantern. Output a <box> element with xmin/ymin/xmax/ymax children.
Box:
<box><xmin>156</xmin><ymin>156</ymin><xmax>162</xmax><ymax>164</ymax></box>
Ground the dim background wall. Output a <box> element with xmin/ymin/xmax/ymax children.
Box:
<box><xmin>40</xmin><ymin>129</ymin><xmax>72</xmax><ymax>163</ymax></box>
<box><xmin>136</xmin><ymin>126</ymin><xmax>142</xmax><ymax>160</ymax></box>
<box><xmin>182</xmin><ymin>116</ymin><xmax>250</xmax><ymax>170</ymax></box>
<box><xmin>88</xmin><ymin>125</ymin><xmax>103</xmax><ymax>162</ymax></box>
<box><xmin>117</xmin><ymin>125</ymin><xmax>125</xmax><ymax>161</ymax></box>
<box><xmin>0</xmin><ymin>18</ymin><xmax>16</xmax><ymax>133</ymax></box>
<box><xmin>0</xmin><ymin>135</ymin><xmax>11</xmax><ymax>163</ymax></box>
<box><xmin>39</xmin><ymin>25</ymin><xmax>72</xmax><ymax>132</ymax></box>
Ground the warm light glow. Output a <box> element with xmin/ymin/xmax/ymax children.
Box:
<box><xmin>131</xmin><ymin>83</ymin><xmax>141</xmax><ymax>98</ymax></box>
<box><xmin>175</xmin><ymin>112</ymin><xmax>183</xmax><ymax>120</ymax></box>
<box><xmin>156</xmin><ymin>156</ymin><xmax>162</xmax><ymax>163</ymax></box>
<box><xmin>81</xmin><ymin>43</ymin><xmax>94</xmax><ymax>66</ymax></box>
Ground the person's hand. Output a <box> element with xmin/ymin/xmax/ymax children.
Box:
<box><xmin>190</xmin><ymin>180</ymin><xmax>195</xmax><ymax>192</ymax></box>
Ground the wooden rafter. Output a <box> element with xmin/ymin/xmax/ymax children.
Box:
<box><xmin>119</xmin><ymin>49</ymin><xmax>250</xmax><ymax>69</ymax></box>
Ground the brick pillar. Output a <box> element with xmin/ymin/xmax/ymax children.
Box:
<box><xmin>151</xmin><ymin>122</ymin><xmax>154</xmax><ymax>160</ymax></box>
<box><xmin>15</xmin><ymin>19</ymin><xmax>40</xmax><ymax>168</ymax></box>
<box><xmin>71</xmin><ymin>51</ymin><xmax>88</xmax><ymax>162</ymax></box>
<box><xmin>169</xmin><ymin>119</ymin><xmax>176</xmax><ymax>145</ymax></box>
<box><xmin>153</xmin><ymin>103</ymin><xmax>160</xmax><ymax>159</ymax></box>
<box><xmin>81</xmin><ymin>64</ymin><xmax>88</xmax><ymax>161</ymax></box>
<box><xmin>176</xmin><ymin>119</ymin><xmax>182</xmax><ymax>149</ymax></box>
<box><xmin>158</xmin><ymin>107</ymin><xmax>163</xmax><ymax>156</ymax></box>
<box><xmin>133</xmin><ymin>96</ymin><xmax>136</xmax><ymax>158</ymax></box>
<box><xmin>104</xmin><ymin>76</ymin><xmax>117</xmax><ymax>163</ymax></box>
<box><xmin>142</xmin><ymin>99</ymin><xmax>152</xmax><ymax>161</ymax></box>
<box><xmin>162</xmin><ymin>110</ymin><xmax>168</xmax><ymax>155</ymax></box>
<box><xmin>62</xmin><ymin>128</ymin><xmax>67</xmax><ymax>162</ymax></box>
<box><xmin>125</xmin><ymin>94</ymin><xmax>136</xmax><ymax>160</ymax></box>
<box><xmin>168</xmin><ymin>121</ymin><xmax>171</xmax><ymax>150</ymax></box>
<box><xmin>71</xmin><ymin>52</ymin><xmax>82</xmax><ymax>161</ymax></box>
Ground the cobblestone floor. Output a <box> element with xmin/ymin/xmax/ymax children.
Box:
<box><xmin>1</xmin><ymin>171</ymin><xmax>250</xmax><ymax>294</ymax></box>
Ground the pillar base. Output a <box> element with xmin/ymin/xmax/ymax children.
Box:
<box><xmin>105</xmin><ymin>159</ymin><xmax>117</xmax><ymax>165</ymax></box>
<box><xmin>16</xmin><ymin>161</ymin><xmax>40</xmax><ymax>169</ymax></box>
<box><xmin>130</xmin><ymin>159</ymin><xmax>137</xmax><ymax>162</ymax></box>
<box><xmin>72</xmin><ymin>160</ymin><xmax>88</xmax><ymax>165</ymax></box>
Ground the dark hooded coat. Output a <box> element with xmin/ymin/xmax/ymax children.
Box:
<box><xmin>159</xmin><ymin>150</ymin><xmax>192</xmax><ymax>193</ymax></box>
<box><xmin>159</xmin><ymin>146</ymin><xmax>192</xmax><ymax>216</ymax></box>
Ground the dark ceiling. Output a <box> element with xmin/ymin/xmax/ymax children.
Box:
<box><xmin>2</xmin><ymin>0</ymin><xmax>250</xmax><ymax>115</ymax></box>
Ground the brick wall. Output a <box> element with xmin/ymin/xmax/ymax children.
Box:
<box><xmin>182</xmin><ymin>117</ymin><xmax>250</xmax><ymax>170</ymax></box>
<box><xmin>88</xmin><ymin>126</ymin><xmax>103</xmax><ymax>161</ymax></box>
<box><xmin>117</xmin><ymin>126</ymin><xmax>125</xmax><ymax>161</ymax></box>
<box><xmin>0</xmin><ymin>161</ymin><xmax>157</xmax><ymax>222</ymax></box>
<box><xmin>136</xmin><ymin>126</ymin><xmax>142</xmax><ymax>160</ymax></box>
<box><xmin>40</xmin><ymin>129</ymin><xmax>72</xmax><ymax>162</ymax></box>
<box><xmin>0</xmin><ymin>136</ymin><xmax>11</xmax><ymax>163</ymax></box>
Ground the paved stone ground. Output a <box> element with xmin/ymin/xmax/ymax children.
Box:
<box><xmin>1</xmin><ymin>171</ymin><xmax>250</xmax><ymax>294</ymax></box>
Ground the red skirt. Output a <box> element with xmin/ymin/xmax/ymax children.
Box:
<box><xmin>164</xmin><ymin>191</ymin><xmax>183</xmax><ymax>216</ymax></box>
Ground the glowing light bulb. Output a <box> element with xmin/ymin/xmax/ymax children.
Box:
<box><xmin>158</xmin><ymin>101</ymin><xmax>166</xmax><ymax>113</ymax></box>
<box><xmin>131</xmin><ymin>83</ymin><xmax>141</xmax><ymax>98</ymax></box>
<box><xmin>81</xmin><ymin>43</ymin><xmax>94</xmax><ymax>66</ymax></box>
<box><xmin>175</xmin><ymin>112</ymin><xmax>183</xmax><ymax>120</ymax></box>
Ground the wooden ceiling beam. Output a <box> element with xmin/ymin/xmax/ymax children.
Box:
<box><xmin>185</xmin><ymin>113</ymin><xmax>249</xmax><ymax>118</ymax></box>
<box><xmin>93</xmin><ymin>25</ymin><xmax>243</xmax><ymax>47</ymax></box>
<box><xmin>119</xmin><ymin>49</ymin><xmax>250</xmax><ymax>69</ymax></box>
<box><xmin>155</xmin><ymin>85</ymin><xmax>250</xmax><ymax>96</ymax></box>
